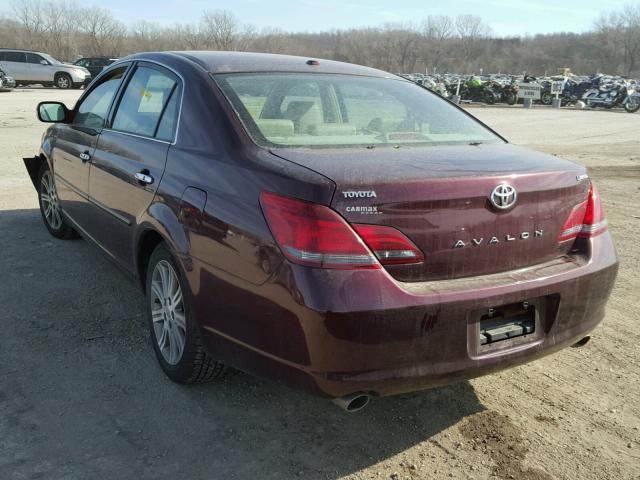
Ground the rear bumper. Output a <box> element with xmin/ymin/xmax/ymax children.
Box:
<box><xmin>194</xmin><ymin>232</ymin><xmax>618</xmax><ymax>398</ymax></box>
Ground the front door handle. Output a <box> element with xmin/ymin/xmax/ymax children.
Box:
<box><xmin>79</xmin><ymin>151</ymin><xmax>91</xmax><ymax>162</ymax></box>
<box><xmin>135</xmin><ymin>171</ymin><xmax>154</xmax><ymax>185</ymax></box>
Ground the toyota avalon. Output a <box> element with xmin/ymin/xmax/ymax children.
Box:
<box><xmin>25</xmin><ymin>51</ymin><xmax>618</xmax><ymax>412</ymax></box>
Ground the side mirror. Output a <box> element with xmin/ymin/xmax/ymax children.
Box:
<box><xmin>40</xmin><ymin>59</ymin><xmax>49</xmax><ymax>65</ymax></box>
<box><xmin>37</xmin><ymin>102</ymin><xmax>68</xmax><ymax>123</ymax></box>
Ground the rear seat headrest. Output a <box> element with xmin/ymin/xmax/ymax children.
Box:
<box><xmin>308</xmin><ymin>123</ymin><xmax>357</xmax><ymax>136</ymax></box>
<box><xmin>254</xmin><ymin>119</ymin><xmax>294</xmax><ymax>138</ymax></box>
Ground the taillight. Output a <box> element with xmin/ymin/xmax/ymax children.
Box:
<box><xmin>260</xmin><ymin>192</ymin><xmax>379</xmax><ymax>269</ymax></box>
<box><xmin>558</xmin><ymin>182</ymin><xmax>608</xmax><ymax>242</ymax></box>
<box><xmin>352</xmin><ymin>224</ymin><xmax>424</xmax><ymax>265</ymax></box>
<box><xmin>260</xmin><ymin>192</ymin><xmax>424</xmax><ymax>269</ymax></box>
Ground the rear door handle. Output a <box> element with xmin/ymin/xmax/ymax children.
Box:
<box><xmin>135</xmin><ymin>171</ymin><xmax>154</xmax><ymax>185</ymax></box>
<box><xmin>79</xmin><ymin>151</ymin><xmax>91</xmax><ymax>162</ymax></box>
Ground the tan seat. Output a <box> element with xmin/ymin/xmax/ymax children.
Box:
<box><xmin>283</xmin><ymin>101</ymin><xmax>323</xmax><ymax>133</ymax></box>
<box><xmin>308</xmin><ymin>123</ymin><xmax>357</xmax><ymax>136</ymax></box>
<box><xmin>254</xmin><ymin>119</ymin><xmax>294</xmax><ymax>138</ymax></box>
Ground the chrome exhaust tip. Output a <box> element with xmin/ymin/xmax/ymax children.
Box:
<box><xmin>332</xmin><ymin>392</ymin><xmax>371</xmax><ymax>412</ymax></box>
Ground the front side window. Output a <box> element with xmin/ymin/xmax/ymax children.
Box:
<box><xmin>74</xmin><ymin>66</ymin><xmax>127</xmax><ymax>129</ymax></box>
<box><xmin>216</xmin><ymin>73</ymin><xmax>502</xmax><ymax>148</ymax></box>
<box><xmin>111</xmin><ymin>65</ymin><xmax>179</xmax><ymax>139</ymax></box>
<box><xmin>26</xmin><ymin>53</ymin><xmax>44</xmax><ymax>64</ymax></box>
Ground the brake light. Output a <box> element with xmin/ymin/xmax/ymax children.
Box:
<box><xmin>558</xmin><ymin>182</ymin><xmax>608</xmax><ymax>242</ymax></box>
<box><xmin>352</xmin><ymin>224</ymin><xmax>424</xmax><ymax>265</ymax></box>
<box><xmin>260</xmin><ymin>192</ymin><xmax>379</xmax><ymax>269</ymax></box>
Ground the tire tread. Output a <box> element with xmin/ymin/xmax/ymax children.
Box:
<box><xmin>146</xmin><ymin>243</ymin><xmax>227</xmax><ymax>385</ymax></box>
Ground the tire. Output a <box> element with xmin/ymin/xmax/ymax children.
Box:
<box><xmin>506</xmin><ymin>92</ymin><xmax>517</xmax><ymax>105</ymax></box>
<box><xmin>625</xmin><ymin>98</ymin><xmax>640</xmax><ymax>113</ymax></box>
<box><xmin>145</xmin><ymin>243</ymin><xmax>227</xmax><ymax>384</ymax></box>
<box><xmin>484</xmin><ymin>92</ymin><xmax>496</xmax><ymax>105</ymax></box>
<box><xmin>540</xmin><ymin>92</ymin><xmax>552</xmax><ymax>105</ymax></box>
<box><xmin>37</xmin><ymin>162</ymin><xmax>78</xmax><ymax>239</ymax></box>
<box><xmin>55</xmin><ymin>73</ymin><xmax>72</xmax><ymax>89</ymax></box>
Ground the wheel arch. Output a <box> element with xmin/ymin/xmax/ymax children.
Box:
<box><xmin>136</xmin><ymin>229</ymin><xmax>166</xmax><ymax>290</ymax></box>
<box><xmin>135</xmin><ymin>202</ymin><xmax>190</xmax><ymax>290</ymax></box>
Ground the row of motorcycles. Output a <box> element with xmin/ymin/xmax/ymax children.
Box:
<box><xmin>402</xmin><ymin>73</ymin><xmax>640</xmax><ymax>113</ymax></box>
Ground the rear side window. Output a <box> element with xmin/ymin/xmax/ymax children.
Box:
<box><xmin>155</xmin><ymin>85</ymin><xmax>181</xmax><ymax>142</ymax></box>
<box><xmin>111</xmin><ymin>65</ymin><xmax>179</xmax><ymax>140</ymax></box>
<box><xmin>1</xmin><ymin>51</ymin><xmax>25</xmax><ymax>63</ymax></box>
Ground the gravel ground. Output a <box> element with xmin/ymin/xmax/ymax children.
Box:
<box><xmin>0</xmin><ymin>89</ymin><xmax>639</xmax><ymax>480</ymax></box>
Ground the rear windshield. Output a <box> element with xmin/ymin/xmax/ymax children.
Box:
<box><xmin>215</xmin><ymin>73</ymin><xmax>503</xmax><ymax>148</ymax></box>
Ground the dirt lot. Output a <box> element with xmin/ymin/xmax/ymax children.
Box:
<box><xmin>1</xmin><ymin>89</ymin><xmax>639</xmax><ymax>480</ymax></box>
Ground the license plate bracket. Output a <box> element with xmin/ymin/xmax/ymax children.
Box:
<box><xmin>479</xmin><ymin>303</ymin><xmax>536</xmax><ymax>346</ymax></box>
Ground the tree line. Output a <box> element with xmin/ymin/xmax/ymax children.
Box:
<box><xmin>1</xmin><ymin>1</ymin><xmax>639</xmax><ymax>76</ymax></box>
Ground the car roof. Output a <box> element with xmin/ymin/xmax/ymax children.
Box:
<box><xmin>0</xmin><ymin>48</ymin><xmax>44</xmax><ymax>54</ymax></box>
<box><xmin>127</xmin><ymin>51</ymin><xmax>397</xmax><ymax>79</ymax></box>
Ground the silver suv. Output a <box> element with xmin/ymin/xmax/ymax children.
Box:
<box><xmin>0</xmin><ymin>49</ymin><xmax>91</xmax><ymax>89</ymax></box>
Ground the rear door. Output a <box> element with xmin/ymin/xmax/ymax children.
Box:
<box><xmin>0</xmin><ymin>51</ymin><xmax>28</xmax><ymax>81</ymax></box>
<box><xmin>51</xmin><ymin>65</ymin><xmax>129</xmax><ymax>228</ymax></box>
<box><xmin>86</xmin><ymin>62</ymin><xmax>182</xmax><ymax>272</ymax></box>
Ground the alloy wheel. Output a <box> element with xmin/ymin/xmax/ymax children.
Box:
<box><xmin>57</xmin><ymin>75</ymin><xmax>70</xmax><ymax>88</ymax></box>
<box><xmin>150</xmin><ymin>260</ymin><xmax>186</xmax><ymax>365</ymax></box>
<box><xmin>40</xmin><ymin>170</ymin><xmax>62</xmax><ymax>230</ymax></box>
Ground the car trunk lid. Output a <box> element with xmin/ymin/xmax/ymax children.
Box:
<box><xmin>270</xmin><ymin>143</ymin><xmax>589</xmax><ymax>282</ymax></box>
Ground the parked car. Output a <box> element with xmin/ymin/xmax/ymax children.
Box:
<box><xmin>25</xmin><ymin>52</ymin><xmax>618</xmax><ymax>412</ymax></box>
<box><xmin>73</xmin><ymin>57</ymin><xmax>118</xmax><ymax>78</ymax></box>
<box><xmin>0</xmin><ymin>64</ymin><xmax>16</xmax><ymax>90</ymax></box>
<box><xmin>0</xmin><ymin>48</ymin><xmax>91</xmax><ymax>89</ymax></box>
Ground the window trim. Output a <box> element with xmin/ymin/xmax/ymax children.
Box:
<box><xmin>104</xmin><ymin>60</ymin><xmax>184</xmax><ymax>145</ymax></box>
<box><xmin>71</xmin><ymin>62</ymin><xmax>133</xmax><ymax>132</ymax></box>
<box><xmin>26</xmin><ymin>53</ymin><xmax>45</xmax><ymax>64</ymax></box>
<box><xmin>2</xmin><ymin>51</ymin><xmax>26</xmax><ymax>63</ymax></box>
<box><xmin>213</xmin><ymin>71</ymin><xmax>508</xmax><ymax>149</ymax></box>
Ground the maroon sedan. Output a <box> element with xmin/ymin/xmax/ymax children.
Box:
<box><xmin>25</xmin><ymin>52</ymin><xmax>618</xmax><ymax>412</ymax></box>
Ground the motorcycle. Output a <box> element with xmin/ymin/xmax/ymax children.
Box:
<box><xmin>500</xmin><ymin>79</ymin><xmax>519</xmax><ymax>105</ymax></box>
<box><xmin>559</xmin><ymin>78</ymin><xmax>592</xmax><ymax>106</ymax></box>
<box><xmin>624</xmin><ymin>90</ymin><xmax>640</xmax><ymax>113</ymax></box>
<box><xmin>459</xmin><ymin>77</ymin><xmax>500</xmax><ymax>104</ymax></box>
<box><xmin>583</xmin><ymin>82</ymin><xmax>637</xmax><ymax>112</ymax></box>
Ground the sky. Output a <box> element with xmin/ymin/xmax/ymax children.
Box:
<box><xmin>2</xmin><ymin>0</ymin><xmax>633</xmax><ymax>36</ymax></box>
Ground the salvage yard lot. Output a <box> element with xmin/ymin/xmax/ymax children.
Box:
<box><xmin>1</xmin><ymin>88</ymin><xmax>639</xmax><ymax>480</ymax></box>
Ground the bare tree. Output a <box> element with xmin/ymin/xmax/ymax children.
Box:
<box><xmin>11</xmin><ymin>0</ymin><xmax>45</xmax><ymax>49</ymax></box>
<box><xmin>130</xmin><ymin>20</ymin><xmax>164</xmax><ymax>52</ymax></box>
<box><xmin>80</xmin><ymin>7</ymin><xmax>125</xmax><ymax>56</ymax></box>
<box><xmin>1</xmin><ymin>2</ymin><xmax>640</xmax><ymax>76</ymax></box>
<box><xmin>455</xmin><ymin>15</ymin><xmax>491</xmax><ymax>71</ymax></box>
<box><xmin>421</xmin><ymin>15</ymin><xmax>454</xmax><ymax>73</ymax></box>
<box><xmin>42</xmin><ymin>0</ymin><xmax>80</xmax><ymax>59</ymax></box>
<box><xmin>595</xmin><ymin>4</ymin><xmax>640</xmax><ymax>76</ymax></box>
<box><xmin>201</xmin><ymin>10</ymin><xmax>239</xmax><ymax>50</ymax></box>
<box><xmin>172</xmin><ymin>23</ymin><xmax>205</xmax><ymax>50</ymax></box>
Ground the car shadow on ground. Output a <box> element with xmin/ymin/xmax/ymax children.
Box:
<box><xmin>0</xmin><ymin>208</ymin><xmax>484</xmax><ymax>479</ymax></box>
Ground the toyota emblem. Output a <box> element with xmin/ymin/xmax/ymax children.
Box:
<box><xmin>490</xmin><ymin>183</ymin><xmax>517</xmax><ymax>210</ymax></box>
